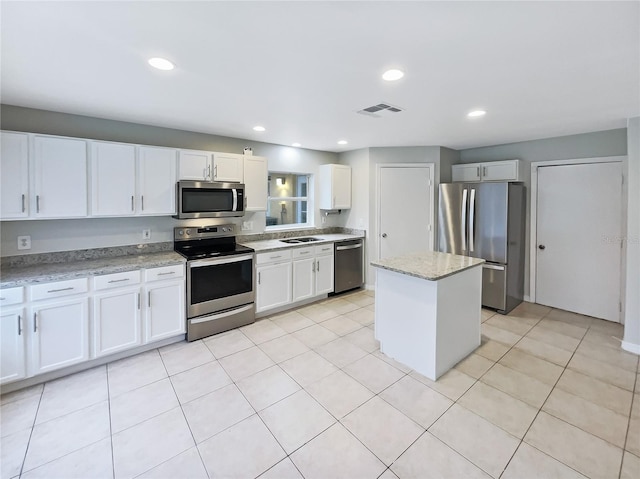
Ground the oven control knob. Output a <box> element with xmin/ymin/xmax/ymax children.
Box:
<box><xmin>185</xmin><ymin>229</ymin><xmax>191</xmax><ymax>235</ymax></box>
<box><xmin>178</xmin><ymin>229</ymin><xmax>184</xmax><ymax>236</ymax></box>
<box><xmin>222</xmin><ymin>227</ymin><xmax>228</xmax><ymax>232</ymax></box>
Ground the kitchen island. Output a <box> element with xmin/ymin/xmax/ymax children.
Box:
<box><xmin>371</xmin><ymin>251</ymin><xmax>484</xmax><ymax>380</ymax></box>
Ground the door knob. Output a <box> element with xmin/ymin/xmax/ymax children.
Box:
<box><xmin>381</xmin><ymin>233</ymin><xmax>387</xmax><ymax>238</ymax></box>
<box><xmin>538</xmin><ymin>245</ymin><xmax>546</xmax><ymax>250</ymax></box>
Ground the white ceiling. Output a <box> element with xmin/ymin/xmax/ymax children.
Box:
<box><xmin>1</xmin><ymin>1</ymin><xmax>638</xmax><ymax>152</ymax></box>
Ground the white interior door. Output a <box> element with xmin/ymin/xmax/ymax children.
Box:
<box><xmin>379</xmin><ymin>165</ymin><xmax>433</xmax><ymax>259</ymax></box>
<box><xmin>536</xmin><ymin>162</ymin><xmax>622</xmax><ymax>322</ymax></box>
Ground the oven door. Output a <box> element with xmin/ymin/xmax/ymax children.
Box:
<box><xmin>187</xmin><ymin>253</ymin><xmax>254</xmax><ymax>318</ymax></box>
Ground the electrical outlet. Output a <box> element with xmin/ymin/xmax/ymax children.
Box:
<box><xmin>321</xmin><ymin>216</ymin><xmax>326</xmax><ymax>224</ymax></box>
<box><xmin>241</xmin><ymin>221</ymin><xmax>253</xmax><ymax>231</ymax></box>
<box><xmin>142</xmin><ymin>229</ymin><xmax>151</xmax><ymax>240</ymax></box>
<box><xmin>17</xmin><ymin>235</ymin><xmax>31</xmax><ymax>250</ymax></box>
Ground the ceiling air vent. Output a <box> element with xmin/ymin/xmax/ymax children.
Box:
<box><xmin>357</xmin><ymin>103</ymin><xmax>404</xmax><ymax>117</ymax></box>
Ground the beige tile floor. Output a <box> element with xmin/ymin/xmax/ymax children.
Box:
<box><xmin>1</xmin><ymin>290</ymin><xmax>639</xmax><ymax>479</ymax></box>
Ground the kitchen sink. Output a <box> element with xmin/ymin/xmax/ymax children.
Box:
<box><xmin>280</xmin><ymin>237</ymin><xmax>321</xmax><ymax>244</ymax></box>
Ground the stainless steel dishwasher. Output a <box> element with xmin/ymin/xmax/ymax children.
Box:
<box><xmin>333</xmin><ymin>239</ymin><xmax>364</xmax><ymax>294</ymax></box>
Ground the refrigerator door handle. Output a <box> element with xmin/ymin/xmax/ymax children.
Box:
<box><xmin>461</xmin><ymin>188</ymin><xmax>468</xmax><ymax>251</ymax></box>
<box><xmin>469</xmin><ymin>188</ymin><xmax>476</xmax><ymax>252</ymax></box>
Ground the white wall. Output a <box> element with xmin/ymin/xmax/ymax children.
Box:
<box><xmin>459</xmin><ymin>128</ymin><xmax>628</xmax><ymax>300</ymax></box>
<box><xmin>623</xmin><ymin>117</ymin><xmax>640</xmax><ymax>353</ymax></box>
<box><xmin>0</xmin><ymin>105</ymin><xmax>339</xmax><ymax>255</ymax></box>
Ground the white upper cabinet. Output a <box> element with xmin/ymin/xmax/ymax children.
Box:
<box><xmin>138</xmin><ymin>146</ymin><xmax>177</xmax><ymax>215</ymax></box>
<box><xmin>243</xmin><ymin>155</ymin><xmax>268</xmax><ymax>211</ymax></box>
<box><xmin>318</xmin><ymin>164</ymin><xmax>351</xmax><ymax>209</ymax></box>
<box><xmin>178</xmin><ymin>149</ymin><xmax>212</xmax><ymax>181</ymax></box>
<box><xmin>452</xmin><ymin>159</ymin><xmax>521</xmax><ymax>183</ymax></box>
<box><xmin>1</xmin><ymin>132</ymin><xmax>29</xmax><ymax>219</ymax></box>
<box><xmin>33</xmin><ymin>136</ymin><xmax>88</xmax><ymax>218</ymax></box>
<box><xmin>212</xmin><ymin>152</ymin><xmax>244</xmax><ymax>182</ymax></box>
<box><xmin>91</xmin><ymin>141</ymin><xmax>137</xmax><ymax>216</ymax></box>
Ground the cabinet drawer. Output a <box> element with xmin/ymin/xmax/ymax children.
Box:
<box><xmin>292</xmin><ymin>247</ymin><xmax>314</xmax><ymax>259</ymax></box>
<box><xmin>145</xmin><ymin>264</ymin><xmax>185</xmax><ymax>282</ymax></box>
<box><xmin>0</xmin><ymin>287</ymin><xmax>25</xmax><ymax>306</ymax></box>
<box><xmin>256</xmin><ymin>249</ymin><xmax>292</xmax><ymax>265</ymax></box>
<box><xmin>31</xmin><ymin>278</ymin><xmax>89</xmax><ymax>301</ymax></box>
<box><xmin>94</xmin><ymin>270</ymin><xmax>141</xmax><ymax>291</ymax></box>
<box><xmin>314</xmin><ymin>244</ymin><xmax>334</xmax><ymax>256</ymax></box>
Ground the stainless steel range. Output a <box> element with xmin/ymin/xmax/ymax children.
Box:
<box><xmin>174</xmin><ymin>224</ymin><xmax>255</xmax><ymax>341</ymax></box>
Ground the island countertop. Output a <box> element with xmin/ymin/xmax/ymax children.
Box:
<box><xmin>371</xmin><ymin>251</ymin><xmax>485</xmax><ymax>281</ymax></box>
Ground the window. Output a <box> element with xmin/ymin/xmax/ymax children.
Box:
<box><xmin>266</xmin><ymin>173</ymin><xmax>312</xmax><ymax>229</ymax></box>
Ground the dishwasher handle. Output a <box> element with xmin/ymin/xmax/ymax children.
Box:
<box><xmin>336</xmin><ymin>243</ymin><xmax>362</xmax><ymax>251</ymax></box>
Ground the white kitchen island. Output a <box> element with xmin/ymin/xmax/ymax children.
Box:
<box><xmin>371</xmin><ymin>251</ymin><xmax>485</xmax><ymax>380</ymax></box>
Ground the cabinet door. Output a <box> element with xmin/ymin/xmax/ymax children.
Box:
<box><xmin>1</xmin><ymin>132</ymin><xmax>29</xmax><ymax>219</ymax></box>
<box><xmin>315</xmin><ymin>254</ymin><xmax>334</xmax><ymax>295</ymax></box>
<box><xmin>138</xmin><ymin>146</ymin><xmax>177</xmax><ymax>215</ymax></box>
<box><xmin>451</xmin><ymin>164</ymin><xmax>481</xmax><ymax>182</ymax></box>
<box><xmin>145</xmin><ymin>280</ymin><xmax>185</xmax><ymax>343</ymax></box>
<box><xmin>93</xmin><ymin>288</ymin><xmax>141</xmax><ymax>357</ymax></box>
<box><xmin>244</xmin><ymin>155</ymin><xmax>268</xmax><ymax>211</ymax></box>
<box><xmin>212</xmin><ymin>152</ymin><xmax>244</xmax><ymax>182</ymax></box>
<box><xmin>332</xmin><ymin>165</ymin><xmax>352</xmax><ymax>209</ymax></box>
<box><xmin>256</xmin><ymin>262</ymin><xmax>292</xmax><ymax>313</ymax></box>
<box><xmin>292</xmin><ymin>258</ymin><xmax>315</xmax><ymax>302</ymax></box>
<box><xmin>0</xmin><ymin>308</ymin><xmax>26</xmax><ymax>384</ymax></box>
<box><xmin>33</xmin><ymin>136</ymin><xmax>88</xmax><ymax>218</ymax></box>
<box><xmin>178</xmin><ymin>150</ymin><xmax>212</xmax><ymax>181</ymax></box>
<box><xmin>91</xmin><ymin>141</ymin><xmax>137</xmax><ymax>216</ymax></box>
<box><xmin>481</xmin><ymin>160</ymin><xmax>519</xmax><ymax>182</ymax></box>
<box><xmin>30</xmin><ymin>298</ymin><xmax>89</xmax><ymax>375</ymax></box>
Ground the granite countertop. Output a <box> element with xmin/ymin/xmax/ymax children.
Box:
<box><xmin>0</xmin><ymin>251</ymin><xmax>185</xmax><ymax>289</ymax></box>
<box><xmin>240</xmin><ymin>233</ymin><xmax>365</xmax><ymax>253</ymax></box>
<box><xmin>371</xmin><ymin>251</ymin><xmax>484</xmax><ymax>281</ymax></box>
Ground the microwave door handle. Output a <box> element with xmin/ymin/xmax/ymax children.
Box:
<box><xmin>232</xmin><ymin>189</ymin><xmax>238</xmax><ymax>211</ymax></box>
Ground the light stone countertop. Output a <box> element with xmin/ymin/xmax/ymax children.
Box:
<box><xmin>371</xmin><ymin>251</ymin><xmax>484</xmax><ymax>281</ymax></box>
<box><xmin>0</xmin><ymin>251</ymin><xmax>185</xmax><ymax>289</ymax></box>
<box><xmin>240</xmin><ymin>233</ymin><xmax>364</xmax><ymax>253</ymax></box>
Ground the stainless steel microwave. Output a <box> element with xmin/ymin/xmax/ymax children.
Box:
<box><xmin>175</xmin><ymin>181</ymin><xmax>245</xmax><ymax>219</ymax></box>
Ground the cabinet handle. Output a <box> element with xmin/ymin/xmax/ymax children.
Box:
<box><xmin>157</xmin><ymin>271</ymin><xmax>176</xmax><ymax>276</ymax></box>
<box><xmin>0</xmin><ymin>297</ymin><xmax>5</xmax><ymax>301</ymax></box>
<box><xmin>258</xmin><ymin>272</ymin><xmax>261</xmax><ymax>284</ymax></box>
<box><xmin>317</xmin><ymin>260</ymin><xmax>320</xmax><ymax>272</ymax></box>
<box><xmin>33</xmin><ymin>312</ymin><xmax>37</xmax><ymax>333</ymax></box>
<box><xmin>312</xmin><ymin>261</ymin><xmax>316</xmax><ymax>273</ymax></box>
<box><xmin>476</xmin><ymin>167</ymin><xmax>480</xmax><ymax>177</ymax></box>
<box><xmin>137</xmin><ymin>293</ymin><xmax>141</xmax><ymax>310</ymax></box>
<box><xmin>21</xmin><ymin>194</ymin><xmax>25</xmax><ymax>213</ymax></box>
<box><xmin>131</xmin><ymin>196</ymin><xmax>135</xmax><ymax>211</ymax></box>
<box><xmin>270</xmin><ymin>255</ymin><xmax>282</xmax><ymax>260</ymax></box>
<box><xmin>207</xmin><ymin>164</ymin><xmax>211</xmax><ymax>179</ymax></box>
<box><xmin>47</xmin><ymin>287</ymin><xmax>74</xmax><ymax>293</ymax></box>
<box><xmin>141</xmin><ymin>196</ymin><xmax>144</xmax><ymax>211</ymax></box>
<box><xmin>17</xmin><ymin>315</ymin><xmax>22</xmax><ymax>336</ymax></box>
<box><xmin>36</xmin><ymin>195</ymin><xmax>40</xmax><ymax>213</ymax></box>
<box><xmin>214</xmin><ymin>165</ymin><xmax>218</xmax><ymax>179</ymax></box>
<box><xmin>108</xmin><ymin>278</ymin><xmax>130</xmax><ymax>283</ymax></box>
<box><xmin>300</xmin><ymin>251</ymin><xmax>310</xmax><ymax>255</ymax></box>
<box><xmin>483</xmin><ymin>166</ymin><xmax>487</xmax><ymax>177</ymax></box>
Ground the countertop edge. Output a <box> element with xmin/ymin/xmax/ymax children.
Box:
<box><xmin>371</xmin><ymin>260</ymin><xmax>484</xmax><ymax>281</ymax></box>
<box><xmin>240</xmin><ymin>233</ymin><xmax>365</xmax><ymax>253</ymax></box>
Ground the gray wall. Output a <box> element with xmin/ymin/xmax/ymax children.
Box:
<box><xmin>0</xmin><ymin>105</ymin><xmax>340</xmax><ymax>256</ymax></box>
<box><xmin>459</xmin><ymin>128</ymin><xmax>628</xmax><ymax>301</ymax></box>
<box><xmin>623</xmin><ymin>117</ymin><xmax>639</xmax><ymax>352</ymax></box>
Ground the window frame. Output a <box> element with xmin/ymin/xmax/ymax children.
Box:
<box><xmin>265</xmin><ymin>172</ymin><xmax>313</xmax><ymax>231</ymax></box>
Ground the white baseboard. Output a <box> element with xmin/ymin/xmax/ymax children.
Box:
<box><xmin>621</xmin><ymin>340</ymin><xmax>640</xmax><ymax>355</ymax></box>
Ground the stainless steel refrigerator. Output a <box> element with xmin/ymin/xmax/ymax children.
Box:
<box><xmin>437</xmin><ymin>182</ymin><xmax>526</xmax><ymax>314</ymax></box>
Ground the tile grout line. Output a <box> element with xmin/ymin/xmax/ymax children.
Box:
<box><xmin>618</xmin><ymin>362</ymin><xmax>639</xmax><ymax>479</ymax></box>
<box><xmin>106</xmin><ymin>363</ymin><xmax>115</xmax><ymax>479</ymax></box>
<box><xmin>16</xmin><ymin>384</ymin><xmax>44</xmax><ymax>478</ymax></box>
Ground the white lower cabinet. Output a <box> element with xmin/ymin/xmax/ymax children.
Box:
<box><xmin>1</xmin><ymin>307</ymin><xmax>26</xmax><ymax>384</ymax></box>
<box><xmin>256</xmin><ymin>261</ymin><xmax>293</xmax><ymax>313</ymax></box>
<box><xmin>292</xmin><ymin>255</ymin><xmax>316</xmax><ymax>302</ymax></box>
<box><xmin>30</xmin><ymin>297</ymin><xmax>90</xmax><ymax>376</ymax></box>
<box><xmin>145</xmin><ymin>280</ymin><xmax>185</xmax><ymax>342</ymax></box>
<box><xmin>93</xmin><ymin>287</ymin><xmax>142</xmax><ymax>357</ymax></box>
<box><xmin>315</xmin><ymin>247</ymin><xmax>335</xmax><ymax>295</ymax></box>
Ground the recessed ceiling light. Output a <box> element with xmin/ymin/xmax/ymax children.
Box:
<box><xmin>337</xmin><ymin>140</ymin><xmax>348</xmax><ymax>145</ymax></box>
<box><xmin>292</xmin><ymin>143</ymin><xmax>301</xmax><ymax>147</ymax></box>
<box><xmin>253</xmin><ymin>126</ymin><xmax>266</xmax><ymax>132</ymax></box>
<box><xmin>148</xmin><ymin>57</ymin><xmax>174</xmax><ymax>71</ymax></box>
<box><xmin>467</xmin><ymin>110</ymin><xmax>487</xmax><ymax>118</ymax></box>
<box><xmin>382</xmin><ymin>69</ymin><xmax>404</xmax><ymax>81</ymax></box>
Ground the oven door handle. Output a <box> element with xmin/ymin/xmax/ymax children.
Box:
<box><xmin>190</xmin><ymin>304</ymin><xmax>254</xmax><ymax>324</ymax></box>
<box><xmin>189</xmin><ymin>254</ymin><xmax>254</xmax><ymax>268</ymax></box>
